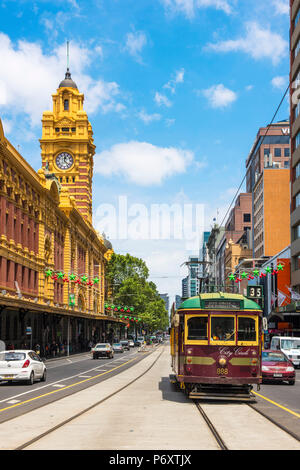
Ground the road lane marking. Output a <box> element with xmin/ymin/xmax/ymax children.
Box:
<box><xmin>0</xmin><ymin>355</ymin><xmax>140</xmax><ymax>414</ymax></box>
<box><xmin>6</xmin><ymin>400</ymin><xmax>20</xmax><ymax>404</ymax></box>
<box><xmin>0</xmin><ymin>352</ymin><xmax>140</xmax><ymax>405</ymax></box>
<box><xmin>52</xmin><ymin>384</ymin><xmax>66</xmax><ymax>388</ymax></box>
<box><xmin>253</xmin><ymin>391</ymin><xmax>300</xmax><ymax>419</ymax></box>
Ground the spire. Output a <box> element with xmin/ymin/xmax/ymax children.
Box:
<box><xmin>58</xmin><ymin>41</ymin><xmax>78</xmax><ymax>89</ymax></box>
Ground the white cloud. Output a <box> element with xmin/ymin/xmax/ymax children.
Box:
<box><xmin>207</xmin><ymin>21</ymin><xmax>288</xmax><ymax>65</ymax></box>
<box><xmin>0</xmin><ymin>33</ymin><xmax>124</xmax><ymax>127</ymax></box>
<box><xmin>94</xmin><ymin>141</ymin><xmax>194</xmax><ymax>186</ymax></box>
<box><xmin>161</xmin><ymin>0</ymin><xmax>233</xmax><ymax>18</ymax></box>
<box><xmin>164</xmin><ymin>68</ymin><xmax>185</xmax><ymax>94</ymax></box>
<box><xmin>165</xmin><ymin>118</ymin><xmax>176</xmax><ymax>127</ymax></box>
<box><xmin>202</xmin><ymin>84</ymin><xmax>237</xmax><ymax>109</ymax></box>
<box><xmin>124</xmin><ymin>31</ymin><xmax>147</xmax><ymax>62</ymax></box>
<box><xmin>138</xmin><ymin>109</ymin><xmax>161</xmax><ymax>124</ymax></box>
<box><xmin>271</xmin><ymin>75</ymin><xmax>288</xmax><ymax>90</ymax></box>
<box><xmin>272</xmin><ymin>0</ymin><xmax>289</xmax><ymax>15</ymax></box>
<box><xmin>154</xmin><ymin>92</ymin><xmax>172</xmax><ymax>107</ymax></box>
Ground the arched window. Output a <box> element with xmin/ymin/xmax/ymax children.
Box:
<box><xmin>64</xmin><ymin>99</ymin><xmax>69</xmax><ymax>111</ymax></box>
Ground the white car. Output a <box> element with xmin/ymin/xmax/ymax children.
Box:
<box><xmin>0</xmin><ymin>350</ymin><xmax>46</xmax><ymax>385</ymax></box>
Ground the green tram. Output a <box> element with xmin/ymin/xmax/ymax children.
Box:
<box><xmin>170</xmin><ymin>292</ymin><xmax>263</xmax><ymax>401</ymax></box>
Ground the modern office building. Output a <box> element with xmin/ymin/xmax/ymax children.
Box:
<box><xmin>290</xmin><ymin>1</ymin><xmax>300</xmax><ymax>293</ymax></box>
<box><xmin>182</xmin><ymin>276</ymin><xmax>188</xmax><ymax>299</ymax></box>
<box><xmin>159</xmin><ymin>293</ymin><xmax>169</xmax><ymax>314</ymax></box>
<box><xmin>246</xmin><ymin>120</ymin><xmax>290</xmax><ymax>194</ymax></box>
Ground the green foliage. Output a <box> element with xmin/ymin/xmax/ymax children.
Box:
<box><xmin>106</xmin><ymin>253</ymin><xmax>168</xmax><ymax>331</ymax></box>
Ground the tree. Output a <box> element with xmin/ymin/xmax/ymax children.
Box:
<box><xmin>106</xmin><ymin>253</ymin><xmax>149</xmax><ymax>296</ymax></box>
<box><xmin>106</xmin><ymin>253</ymin><xmax>168</xmax><ymax>331</ymax></box>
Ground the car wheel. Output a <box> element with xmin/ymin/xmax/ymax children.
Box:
<box><xmin>27</xmin><ymin>372</ymin><xmax>34</xmax><ymax>385</ymax></box>
<box><xmin>288</xmin><ymin>380</ymin><xmax>295</xmax><ymax>385</ymax></box>
<box><xmin>40</xmin><ymin>369</ymin><xmax>46</xmax><ymax>382</ymax></box>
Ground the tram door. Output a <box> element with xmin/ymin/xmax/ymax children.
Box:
<box><xmin>178</xmin><ymin>315</ymin><xmax>185</xmax><ymax>375</ymax></box>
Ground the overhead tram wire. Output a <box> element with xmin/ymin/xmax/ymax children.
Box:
<box><xmin>219</xmin><ymin>81</ymin><xmax>291</xmax><ymax>229</ymax></box>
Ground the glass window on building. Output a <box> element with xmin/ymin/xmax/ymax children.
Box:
<box><xmin>293</xmin><ymin>224</ymin><xmax>300</xmax><ymax>241</ymax></box>
<box><xmin>284</xmin><ymin>148</ymin><xmax>290</xmax><ymax>157</ymax></box>
<box><xmin>295</xmin><ymin>8</ymin><xmax>300</xmax><ymax>29</ymax></box>
<box><xmin>295</xmin><ymin>132</ymin><xmax>300</xmax><ymax>149</ymax></box>
<box><xmin>284</xmin><ymin>160</ymin><xmax>290</xmax><ymax>168</ymax></box>
<box><xmin>293</xmin><ymin>254</ymin><xmax>300</xmax><ymax>271</ymax></box>
<box><xmin>274</xmin><ymin>148</ymin><xmax>281</xmax><ymax>157</ymax></box>
<box><xmin>296</xmin><ymin>37</ymin><xmax>300</xmax><ymax>58</ymax></box>
<box><xmin>243</xmin><ymin>213</ymin><xmax>251</xmax><ymax>222</ymax></box>
<box><xmin>296</xmin><ymin>192</ymin><xmax>300</xmax><ymax>208</ymax></box>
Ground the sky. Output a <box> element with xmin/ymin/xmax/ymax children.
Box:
<box><xmin>0</xmin><ymin>0</ymin><xmax>291</xmax><ymax>307</ymax></box>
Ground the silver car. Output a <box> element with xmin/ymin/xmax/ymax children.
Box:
<box><xmin>0</xmin><ymin>350</ymin><xmax>46</xmax><ymax>385</ymax></box>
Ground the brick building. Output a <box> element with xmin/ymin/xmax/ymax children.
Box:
<box><xmin>0</xmin><ymin>69</ymin><xmax>124</xmax><ymax>353</ymax></box>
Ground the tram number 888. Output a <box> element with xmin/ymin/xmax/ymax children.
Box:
<box><xmin>217</xmin><ymin>368</ymin><xmax>228</xmax><ymax>375</ymax></box>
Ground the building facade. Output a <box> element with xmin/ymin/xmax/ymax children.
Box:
<box><xmin>0</xmin><ymin>70</ymin><xmax>124</xmax><ymax>354</ymax></box>
<box><xmin>253</xmin><ymin>168</ymin><xmax>290</xmax><ymax>259</ymax></box>
<box><xmin>290</xmin><ymin>1</ymin><xmax>300</xmax><ymax>293</ymax></box>
<box><xmin>246</xmin><ymin>120</ymin><xmax>290</xmax><ymax>194</ymax></box>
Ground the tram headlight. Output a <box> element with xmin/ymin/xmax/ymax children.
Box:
<box><xmin>218</xmin><ymin>357</ymin><xmax>227</xmax><ymax>367</ymax></box>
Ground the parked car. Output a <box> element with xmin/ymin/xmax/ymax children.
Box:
<box><xmin>134</xmin><ymin>339</ymin><xmax>143</xmax><ymax>347</ymax></box>
<box><xmin>270</xmin><ymin>336</ymin><xmax>300</xmax><ymax>368</ymax></box>
<box><xmin>113</xmin><ymin>343</ymin><xmax>124</xmax><ymax>353</ymax></box>
<box><xmin>0</xmin><ymin>350</ymin><xmax>46</xmax><ymax>385</ymax></box>
<box><xmin>120</xmin><ymin>340</ymin><xmax>130</xmax><ymax>351</ymax></box>
<box><xmin>92</xmin><ymin>343</ymin><xmax>114</xmax><ymax>359</ymax></box>
<box><xmin>128</xmin><ymin>340</ymin><xmax>135</xmax><ymax>348</ymax></box>
<box><xmin>262</xmin><ymin>350</ymin><xmax>295</xmax><ymax>385</ymax></box>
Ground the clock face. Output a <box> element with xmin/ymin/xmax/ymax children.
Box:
<box><xmin>56</xmin><ymin>152</ymin><xmax>74</xmax><ymax>170</ymax></box>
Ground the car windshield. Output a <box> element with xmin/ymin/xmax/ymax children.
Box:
<box><xmin>281</xmin><ymin>339</ymin><xmax>300</xmax><ymax>350</ymax></box>
<box><xmin>114</xmin><ymin>343</ymin><xmax>121</xmax><ymax>346</ymax></box>
<box><xmin>262</xmin><ymin>352</ymin><xmax>288</xmax><ymax>362</ymax></box>
<box><xmin>0</xmin><ymin>352</ymin><xmax>26</xmax><ymax>361</ymax></box>
<box><xmin>95</xmin><ymin>344</ymin><xmax>107</xmax><ymax>349</ymax></box>
<box><xmin>120</xmin><ymin>341</ymin><xmax>128</xmax><ymax>344</ymax></box>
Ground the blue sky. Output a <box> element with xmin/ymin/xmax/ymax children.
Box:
<box><xmin>0</xmin><ymin>0</ymin><xmax>291</xmax><ymax>304</ymax></box>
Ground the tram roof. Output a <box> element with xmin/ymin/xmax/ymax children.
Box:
<box><xmin>178</xmin><ymin>293</ymin><xmax>261</xmax><ymax>311</ymax></box>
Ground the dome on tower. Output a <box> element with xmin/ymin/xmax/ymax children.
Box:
<box><xmin>59</xmin><ymin>68</ymin><xmax>78</xmax><ymax>89</ymax></box>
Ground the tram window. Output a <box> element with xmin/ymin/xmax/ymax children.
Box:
<box><xmin>187</xmin><ymin>317</ymin><xmax>208</xmax><ymax>340</ymax></box>
<box><xmin>237</xmin><ymin>317</ymin><xmax>256</xmax><ymax>342</ymax></box>
<box><xmin>211</xmin><ymin>317</ymin><xmax>235</xmax><ymax>342</ymax></box>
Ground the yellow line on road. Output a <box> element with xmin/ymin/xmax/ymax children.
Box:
<box><xmin>0</xmin><ymin>355</ymin><xmax>140</xmax><ymax>414</ymax></box>
<box><xmin>253</xmin><ymin>391</ymin><xmax>300</xmax><ymax>419</ymax></box>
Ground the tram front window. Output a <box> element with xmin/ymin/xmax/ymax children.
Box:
<box><xmin>211</xmin><ymin>317</ymin><xmax>235</xmax><ymax>342</ymax></box>
<box><xmin>238</xmin><ymin>317</ymin><xmax>256</xmax><ymax>342</ymax></box>
<box><xmin>187</xmin><ymin>317</ymin><xmax>208</xmax><ymax>340</ymax></box>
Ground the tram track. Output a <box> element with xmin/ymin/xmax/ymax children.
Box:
<box><xmin>194</xmin><ymin>400</ymin><xmax>228</xmax><ymax>450</ymax></box>
<box><xmin>12</xmin><ymin>347</ymin><xmax>164</xmax><ymax>450</ymax></box>
<box><xmin>193</xmin><ymin>398</ymin><xmax>300</xmax><ymax>450</ymax></box>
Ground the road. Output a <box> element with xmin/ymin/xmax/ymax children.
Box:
<box><xmin>0</xmin><ymin>346</ymin><xmax>148</xmax><ymax>423</ymax></box>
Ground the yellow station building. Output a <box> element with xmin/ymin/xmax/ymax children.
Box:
<box><xmin>0</xmin><ymin>69</ymin><xmax>123</xmax><ymax>354</ymax></box>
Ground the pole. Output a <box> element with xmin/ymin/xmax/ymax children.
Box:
<box><xmin>67</xmin><ymin>317</ymin><xmax>70</xmax><ymax>357</ymax></box>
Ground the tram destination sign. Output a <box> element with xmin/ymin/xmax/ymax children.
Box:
<box><xmin>204</xmin><ymin>300</ymin><xmax>241</xmax><ymax>310</ymax></box>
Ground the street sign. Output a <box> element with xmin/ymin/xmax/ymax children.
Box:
<box><xmin>247</xmin><ymin>285</ymin><xmax>263</xmax><ymax>299</ymax></box>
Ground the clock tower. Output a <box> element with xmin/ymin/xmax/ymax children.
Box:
<box><xmin>40</xmin><ymin>68</ymin><xmax>96</xmax><ymax>224</ymax></box>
